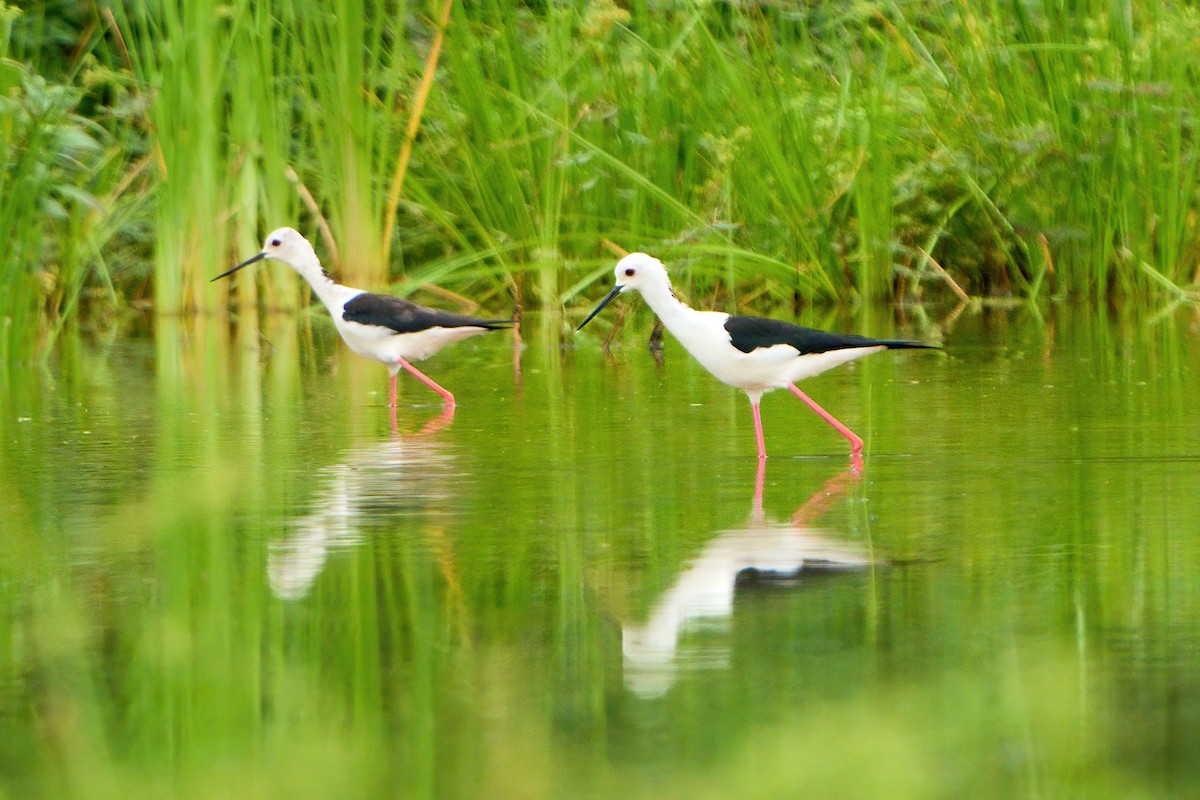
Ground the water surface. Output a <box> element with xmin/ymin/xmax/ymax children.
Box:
<box><xmin>2</xmin><ymin>305</ymin><xmax>1199</xmax><ymax>798</ymax></box>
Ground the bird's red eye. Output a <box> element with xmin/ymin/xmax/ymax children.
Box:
<box><xmin>624</xmin><ymin>267</ymin><xmax>636</xmax><ymax>277</ymax></box>
<box><xmin>270</xmin><ymin>238</ymin><xmax>282</xmax><ymax>247</ymax></box>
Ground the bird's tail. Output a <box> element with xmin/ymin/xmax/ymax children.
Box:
<box><xmin>478</xmin><ymin>319</ymin><xmax>515</xmax><ymax>330</ymax></box>
<box><xmin>880</xmin><ymin>339</ymin><xmax>940</xmax><ymax>350</ymax></box>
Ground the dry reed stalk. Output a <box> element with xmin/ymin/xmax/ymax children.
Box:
<box><xmin>381</xmin><ymin>0</ymin><xmax>455</xmax><ymax>267</ymax></box>
<box><xmin>917</xmin><ymin>246</ymin><xmax>971</xmax><ymax>303</ymax></box>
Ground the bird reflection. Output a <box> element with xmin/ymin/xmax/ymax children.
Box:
<box><xmin>622</xmin><ymin>462</ymin><xmax>872</xmax><ymax>698</ymax></box>
<box><xmin>269</xmin><ymin>412</ymin><xmax>457</xmax><ymax>600</ymax></box>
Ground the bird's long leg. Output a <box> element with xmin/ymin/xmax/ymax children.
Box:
<box><xmin>388</xmin><ymin>374</ymin><xmax>400</xmax><ymax>433</ymax></box>
<box><xmin>751</xmin><ymin>400</ymin><xmax>768</xmax><ymax>461</ymax></box>
<box><xmin>396</xmin><ymin>357</ymin><xmax>456</xmax><ymax>408</ymax></box>
<box><xmin>787</xmin><ymin>383</ymin><xmax>865</xmax><ymax>469</ymax></box>
<box><xmin>752</xmin><ymin>457</ymin><xmax>766</xmax><ymax>522</ymax></box>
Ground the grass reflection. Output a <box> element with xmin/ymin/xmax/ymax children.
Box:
<box><xmin>1</xmin><ymin>306</ymin><xmax>1199</xmax><ymax>797</ymax></box>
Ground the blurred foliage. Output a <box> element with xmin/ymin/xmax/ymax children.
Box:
<box><xmin>1</xmin><ymin>1</ymin><xmax>151</xmax><ymax>365</ymax></box>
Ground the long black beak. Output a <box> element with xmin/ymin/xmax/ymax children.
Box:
<box><xmin>577</xmin><ymin>284</ymin><xmax>624</xmax><ymax>331</ymax></box>
<box><xmin>212</xmin><ymin>251</ymin><xmax>267</xmax><ymax>282</ymax></box>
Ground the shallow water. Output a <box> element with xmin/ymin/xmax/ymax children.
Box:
<box><xmin>2</xmin><ymin>304</ymin><xmax>1199</xmax><ymax>798</ymax></box>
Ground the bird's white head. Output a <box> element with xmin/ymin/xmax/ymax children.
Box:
<box><xmin>612</xmin><ymin>252</ymin><xmax>669</xmax><ymax>295</ymax></box>
<box><xmin>213</xmin><ymin>226</ymin><xmax>324</xmax><ymax>283</ymax></box>
<box><xmin>257</xmin><ymin>227</ymin><xmax>318</xmax><ymax>268</ymax></box>
<box><xmin>577</xmin><ymin>252</ymin><xmax>670</xmax><ymax>331</ymax></box>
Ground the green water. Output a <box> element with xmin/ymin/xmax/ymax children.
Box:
<box><xmin>2</xmin><ymin>305</ymin><xmax>1199</xmax><ymax>799</ymax></box>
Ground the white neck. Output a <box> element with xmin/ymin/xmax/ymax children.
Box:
<box><xmin>636</xmin><ymin>277</ymin><xmax>697</xmax><ymax>332</ymax></box>
<box><xmin>632</xmin><ymin>275</ymin><xmax>735</xmax><ymax>382</ymax></box>
<box><xmin>291</xmin><ymin>256</ymin><xmax>361</xmax><ymax>313</ymax></box>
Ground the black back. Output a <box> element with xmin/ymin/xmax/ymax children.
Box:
<box><xmin>724</xmin><ymin>315</ymin><xmax>935</xmax><ymax>355</ymax></box>
<box><xmin>343</xmin><ymin>292</ymin><xmax>511</xmax><ymax>334</ymax></box>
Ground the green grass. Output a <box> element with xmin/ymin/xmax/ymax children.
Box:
<box><xmin>1</xmin><ymin>1</ymin><xmax>149</xmax><ymax>365</ymax></box>
<box><xmin>3</xmin><ymin>1</ymin><xmax>1200</xmax><ymax>361</ymax></box>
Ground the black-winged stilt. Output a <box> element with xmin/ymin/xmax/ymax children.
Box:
<box><xmin>577</xmin><ymin>253</ymin><xmax>938</xmax><ymax>468</ymax></box>
<box><xmin>214</xmin><ymin>228</ymin><xmax>510</xmax><ymax>422</ymax></box>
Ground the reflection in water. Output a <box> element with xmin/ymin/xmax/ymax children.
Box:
<box><xmin>269</xmin><ymin>411</ymin><xmax>457</xmax><ymax>600</ymax></box>
<box><xmin>623</xmin><ymin>464</ymin><xmax>872</xmax><ymax>698</ymax></box>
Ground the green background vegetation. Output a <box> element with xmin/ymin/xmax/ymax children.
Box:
<box><xmin>3</xmin><ymin>0</ymin><xmax>1199</xmax><ymax>361</ymax></box>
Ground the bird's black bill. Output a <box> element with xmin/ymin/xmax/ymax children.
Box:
<box><xmin>577</xmin><ymin>285</ymin><xmax>623</xmax><ymax>331</ymax></box>
<box><xmin>211</xmin><ymin>251</ymin><xmax>267</xmax><ymax>282</ymax></box>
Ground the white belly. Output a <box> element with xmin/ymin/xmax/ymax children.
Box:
<box><xmin>337</xmin><ymin>320</ymin><xmax>490</xmax><ymax>363</ymax></box>
<box><xmin>699</xmin><ymin>344</ymin><xmax>886</xmax><ymax>392</ymax></box>
<box><xmin>667</xmin><ymin>311</ymin><xmax>884</xmax><ymax>393</ymax></box>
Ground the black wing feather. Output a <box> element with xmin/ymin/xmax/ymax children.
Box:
<box><xmin>724</xmin><ymin>315</ymin><xmax>936</xmax><ymax>355</ymax></box>
<box><xmin>343</xmin><ymin>292</ymin><xmax>511</xmax><ymax>334</ymax></box>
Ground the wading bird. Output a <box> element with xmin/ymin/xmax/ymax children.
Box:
<box><xmin>577</xmin><ymin>253</ymin><xmax>937</xmax><ymax>468</ymax></box>
<box><xmin>214</xmin><ymin>228</ymin><xmax>510</xmax><ymax>424</ymax></box>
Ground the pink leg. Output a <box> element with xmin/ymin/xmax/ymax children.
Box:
<box><xmin>752</xmin><ymin>457</ymin><xmax>766</xmax><ymax>522</ymax></box>
<box><xmin>396</xmin><ymin>357</ymin><xmax>456</xmax><ymax>408</ymax></box>
<box><xmin>388</xmin><ymin>374</ymin><xmax>399</xmax><ymax>434</ymax></box>
<box><xmin>751</xmin><ymin>400</ymin><xmax>767</xmax><ymax>461</ymax></box>
<box><xmin>787</xmin><ymin>383</ymin><xmax>865</xmax><ymax>469</ymax></box>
